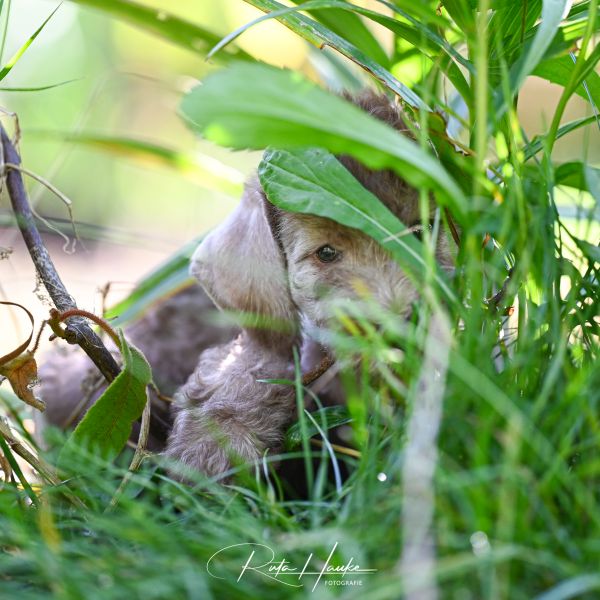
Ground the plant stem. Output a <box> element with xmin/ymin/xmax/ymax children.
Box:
<box><xmin>0</xmin><ymin>124</ymin><xmax>121</xmax><ymax>383</ymax></box>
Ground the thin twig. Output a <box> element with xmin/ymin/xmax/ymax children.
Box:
<box><xmin>486</xmin><ymin>267</ymin><xmax>516</xmax><ymax>313</ymax></box>
<box><xmin>302</xmin><ymin>352</ymin><xmax>335</xmax><ymax>387</ymax></box>
<box><xmin>0</xmin><ymin>124</ymin><xmax>120</xmax><ymax>383</ymax></box>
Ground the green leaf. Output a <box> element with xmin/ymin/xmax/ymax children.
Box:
<box><xmin>259</xmin><ymin>147</ymin><xmax>456</xmax><ymax>302</ymax></box>
<box><xmin>242</xmin><ymin>0</ymin><xmax>428</xmax><ymax>109</ymax></box>
<box><xmin>495</xmin><ymin>0</ymin><xmax>569</xmax><ymax>112</ymax></box>
<box><xmin>0</xmin><ymin>5</ymin><xmax>59</xmax><ymax>82</ymax></box>
<box><xmin>513</xmin><ymin>0</ymin><xmax>568</xmax><ymax>83</ymax></box>
<box><xmin>214</xmin><ymin>0</ymin><xmax>472</xmax><ymax>106</ymax></box>
<box><xmin>61</xmin><ymin>331</ymin><xmax>152</xmax><ymax>462</ymax></box>
<box><xmin>180</xmin><ymin>62</ymin><xmax>466</xmax><ymax>220</ymax></box>
<box><xmin>585</xmin><ymin>165</ymin><xmax>600</xmax><ymax>206</ymax></box>
<box><xmin>534</xmin><ymin>55</ymin><xmax>600</xmax><ymax>108</ymax></box>
<box><xmin>571</xmin><ymin>237</ymin><xmax>600</xmax><ymax>265</ymax></box>
<box><xmin>488</xmin><ymin>0</ymin><xmax>542</xmax><ymax>64</ymax></box>
<box><xmin>285</xmin><ymin>406</ymin><xmax>353</xmax><ymax>448</ymax></box>
<box><xmin>377</xmin><ymin>0</ymin><xmax>452</xmax><ymax>29</ymax></box>
<box><xmin>442</xmin><ymin>0</ymin><xmax>475</xmax><ymax>34</ymax></box>
<box><xmin>555</xmin><ymin>162</ymin><xmax>600</xmax><ymax>196</ymax></box>
<box><xmin>0</xmin><ymin>78</ymin><xmax>80</xmax><ymax>92</ymax></box>
<box><xmin>66</xmin><ymin>0</ymin><xmax>251</xmax><ymax>61</ymax></box>
<box><xmin>104</xmin><ymin>237</ymin><xmax>201</xmax><ymax>326</ymax></box>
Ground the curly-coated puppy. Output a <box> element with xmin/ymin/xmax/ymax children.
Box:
<box><xmin>164</xmin><ymin>92</ymin><xmax>457</xmax><ymax>478</ymax></box>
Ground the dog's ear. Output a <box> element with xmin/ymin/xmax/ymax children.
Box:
<box><xmin>191</xmin><ymin>177</ymin><xmax>297</xmax><ymax>332</ymax></box>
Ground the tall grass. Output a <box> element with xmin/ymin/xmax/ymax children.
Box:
<box><xmin>1</xmin><ymin>1</ymin><xmax>599</xmax><ymax>598</ymax></box>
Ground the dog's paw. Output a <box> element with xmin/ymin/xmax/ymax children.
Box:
<box><xmin>164</xmin><ymin>406</ymin><xmax>263</xmax><ymax>480</ymax></box>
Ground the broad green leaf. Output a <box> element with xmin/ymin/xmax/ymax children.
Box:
<box><xmin>214</xmin><ymin>0</ymin><xmax>472</xmax><ymax>105</ymax></box>
<box><xmin>555</xmin><ymin>162</ymin><xmax>600</xmax><ymax>196</ymax></box>
<box><xmin>0</xmin><ymin>5</ymin><xmax>59</xmax><ymax>82</ymax></box>
<box><xmin>67</xmin><ymin>0</ymin><xmax>251</xmax><ymax>61</ymax></box>
<box><xmin>534</xmin><ymin>55</ymin><xmax>600</xmax><ymax>108</ymax></box>
<box><xmin>571</xmin><ymin>237</ymin><xmax>600</xmax><ymax>264</ymax></box>
<box><xmin>62</xmin><ymin>331</ymin><xmax>152</xmax><ymax>462</ymax></box>
<box><xmin>105</xmin><ymin>237</ymin><xmax>201</xmax><ymax>326</ymax></box>
<box><xmin>242</xmin><ymin>0</ymin><xmax>428</xmax><ymax>109</ymax></box>
<box><xmin>258</xmin><ymin>147</ymin><xmax>456</xmax><ymax>303</ymax></box>
<box><xmin>180</xmin><ymin>62</ymin><xmax>466</xmax><ymax>220</ymax></box>
<box><xmin>285</xmin><ymin>406</ymin><xmax>353</xmax><ymax>448</ymax></box>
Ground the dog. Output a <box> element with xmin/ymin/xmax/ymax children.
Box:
<box><xmin>40</xmin><ymin>91</ymin><xmax>457</xmax><ymax>477</ymax></box>
<box><xmin>163</xmin><ymin>91</ymin><xmax>457</xmax><ymax>478</ymax></box>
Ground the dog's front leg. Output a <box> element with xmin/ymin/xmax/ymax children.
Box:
<box><xmin>164</xmin><ymin>331</ymin><xmax>297</xmax><ymax>479</ymax></box>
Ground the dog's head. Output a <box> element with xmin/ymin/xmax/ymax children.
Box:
<box><xmin>192</xmin><ymin>92</ymin><xmax>457</xmax><ymax>341</ymax></box>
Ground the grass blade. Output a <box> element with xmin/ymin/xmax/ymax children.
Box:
<box><xmin>242</xmin><ymin>0</ymin><xmax>429</xmax><ymax>109</ymax></box>
<box><xmin>67</xmin><ymin>0</ymin><xmax>251</xmax><ymax>61</ymax></box>
<box><xmin>0</xmin><ymin>5</ymin><xmax>59</xmax><ymax>82</ymax></box>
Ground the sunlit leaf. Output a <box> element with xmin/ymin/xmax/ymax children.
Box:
<box><xmin>180</xmin><ymin>62</ymin><xmax>466</xmax><ymax>220</ymax></box>
<box><xmin>242</xmin><ymin>0</ymin><xmax>428</xmax><ymax>109</ymax></box>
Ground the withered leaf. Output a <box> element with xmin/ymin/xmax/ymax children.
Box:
<box><xmin>0</xmin><ymin>351</ymin><xmax>45</xmax><ymax>412</ymax></box>
<box><xmin>0</xmin><ymin>301</ymin><xmax>44</xmax><ymax>411</ymax></box>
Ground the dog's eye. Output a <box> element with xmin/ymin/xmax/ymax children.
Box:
<box><xmin>316</xmin><ymin>244</ymin><xmax>339</xmax><ymax>263</ymax></box>
<box><xmin>410</xmin><ymin>221</ymin><xmax>434</xmax><ymax>242</ymax></box>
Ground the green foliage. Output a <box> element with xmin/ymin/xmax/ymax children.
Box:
<box><xmin>61</xmin><ymin>331</ymin><xmax>151</xmax><ymax>462</ymax></box>
<box><xmin>2</xmin><ymin>0</ymin><xmax>600</xmax><ymax>598</ymax></box>
<box><xmin>0</xmin><ymin>4</ymin><xmax>59</xmax><ymax>82</ymax></box>
<box><xmin>244</xmin><ymin>0</ymin><xmax>428</xmax><ymax>108</ymax></box>
<box><xmin>181</xmin><ymin>62</ymin><xmax>466</xmax><ymax>217</ymax></box>
<box><xmin>285</xmin><ymin>405</ymin><xmax>352</xmax><ymax>448</ymax></box>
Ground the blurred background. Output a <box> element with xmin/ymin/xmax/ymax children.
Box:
<box><xmin>1</xmin><ymin>0</ymin><xmax>599</xmax><ymax>354</ymax></box>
